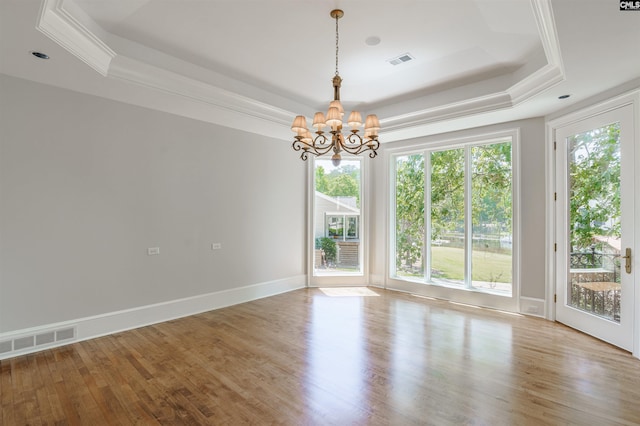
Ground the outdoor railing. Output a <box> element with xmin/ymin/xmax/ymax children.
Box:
<box><xmin>570</xmin><ymin>250</ymin><xmax>620</xmax><ymax>322</ymax></box>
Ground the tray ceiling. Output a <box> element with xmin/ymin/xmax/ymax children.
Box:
<box><xmin>1</xmin><ymin>0</ymin><xmax>638</xmax><ymax>141</ymax></box>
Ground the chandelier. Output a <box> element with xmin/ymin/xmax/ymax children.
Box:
<box><xmin>291</xmin><ymin>9</ymin><xmax>380</xmax><ymax>167</ymax></box>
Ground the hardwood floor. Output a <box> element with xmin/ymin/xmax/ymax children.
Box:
<box><xmin>2</xmin><ymin>287</ymin><xmax>640</xmax><ymax>425</ymax></box>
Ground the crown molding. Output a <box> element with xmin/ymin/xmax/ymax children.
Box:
<box><xmin>36</xmin><ymin>0</ymin><xmax>564</xmax><ymax>141</ymax></box>
<box><xmin>509</xmin><ymin>0</ymin><xmax>565</xmax><ymax>103</ymax></box>
<box><xmin>381</xmin><ymin>92</ymin><xmax>513</xmax><ymax>132</ymax></box>
<box><xmin>109</xmin><ymin>56</ymin><xmax>295</xmax><ymax>127</ymax></box>
<box><xmin>379</xmin><ymin>0</ymin><xmax>563</xmax><ymax>137</ymax></box>
<box><xmin>37</xmin><ymin>0</ymin><xmax>115</xmax><ymax>76</ymax></box>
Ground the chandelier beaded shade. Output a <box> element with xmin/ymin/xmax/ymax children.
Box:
<box><xmin>291</xmin><ymin>9</ymin><xmax>380</xmax><ymax>166</ymax></box>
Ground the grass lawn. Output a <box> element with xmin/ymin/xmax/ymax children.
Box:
<box><xmin>432</xmin><ymin>246</ymin><xmax>512</xmax><ymax>283</ymax></box>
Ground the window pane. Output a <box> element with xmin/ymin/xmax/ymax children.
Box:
<box><xmin>347</xmin><ymin>217</ymin><xmax>358</xmax><ymax>238</ymax></box>
<box><xmin>391</xmin><ymin>138</ymin><xmax>515</xmax><ymax>301</ymax></box>
<box><xmin>327</xmin><ymin>216</ymin><xmax>344</xmax><ymax>238</ymax></box>
<box><xmin>430</xmin><ymin>149</ymin><xmax>465</xmax><ymax>285</ymax></box>
<box><xmin>314</xmin><ymin>159</ymin><xmax>361</xmax><ymax>275</ymax></box>
<box><xmin>394</xmin><ymin>154</ymin><xmax>425</xmax><ymax>278</ymax></box>
<box><xmin>471</xmin><ymin>142</ymin><xmax>513</xmax><ymax>295</ymax></box>
<box><xmin>568</xmin><ymin>123</ymin><xmax>621</xmax><ymax>321</ymax></box>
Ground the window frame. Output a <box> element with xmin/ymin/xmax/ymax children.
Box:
<box><xmin>325</xmin><ymin>213</ymin><xmax>359</xmax><ymax>240</ymax></box>
<box><xmin>309</xmin><ymin>156</ymin><xmax>368</xmax><ymax>285</ymax></box>
<box><xmin>387</xmin><ymin>130</ymin><xmax>520</xmax><ymax>312</ymax></box>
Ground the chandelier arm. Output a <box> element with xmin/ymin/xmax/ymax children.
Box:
<box><xmin>341</xmin><ymin>145</ymin><xmax>371</xmax><ymax>155</ymax></box>
<box><xmin>292</xmin><ymin>139</ymin><xmax>311</xmax><ymax>153</ymax></box>
<box><xmin>311</xmin><ymin>135</ymin><xmax>335</xmax><ymax>156</ymax></box>
<box><xmin>343</xmin><ymin>132</ymin><xmax>364</xmax><ymax>146</ymax></box>
<box><xmin>292</xmin><ymin>134</ymin><xmax>336</xmax><ymax>161</ymax></box>
<box><xmin>293</xmin><ymin>142</ymin><xmax>326</xmax><ymax>162</ymax></box>
<box><xmin>311</xmin><ymin>133</ymin><xmax>331</xmax><ymax>149</ymax></box>
<box><xmin>339</xmin><ymin>133</ymin><xmax>380</xmax><ymax>156</ymax></box>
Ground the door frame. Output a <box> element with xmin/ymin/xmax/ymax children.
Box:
<box><xmin>546</xmin><ymin>89</ymin><xmax>640</xmax><ymax>357</ymax></box>
<box><xmin>307</xmin><ymin>156</ymin><xmax>371</xmax><ymax>287</ymax></box>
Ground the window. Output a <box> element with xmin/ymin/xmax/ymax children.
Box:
<box><xmin>392</xmin><ymin>137</ymin><xmax>515</xmax><ymax>297</ymax></box>
<box><xmin>326</xmin><ymin>214</ymin><xmax>359</xmax><ymax>239</ymax></box>
<box><xmin>313</xmin><ymin>159</ymin><xmax>363</xmax><ymax>276</ymax></box>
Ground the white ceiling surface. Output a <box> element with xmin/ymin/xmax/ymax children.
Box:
<box><xmin>1</xmin><ymin>0</ymin><xmax>639</xmax><ymax>142</ymax></box>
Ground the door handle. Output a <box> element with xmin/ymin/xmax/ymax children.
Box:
<box><xmin>622</xmin><ymin>248</ymin><xmax>631</xmax><ymax>274</ymax></box>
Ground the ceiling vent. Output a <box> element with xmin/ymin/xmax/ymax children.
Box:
<box><xmin>387</xmin><ymin>53</ymin><xmax>415</xmax><ymax>66</ymax></box>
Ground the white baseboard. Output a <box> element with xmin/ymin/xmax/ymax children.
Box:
<box><xmin>0</xmin><ymin>275</ymin><xmax>306</xmax><ymax>360</ymax></box>
<box><xmin>369</xmin><ymin>274</ymin><xmax>385</xmax><ymax>287</ymax></box>
<box><xmin>519</xmin><ymin>296</ymin><xmax>546</xmax><ymax>318</ymax></box>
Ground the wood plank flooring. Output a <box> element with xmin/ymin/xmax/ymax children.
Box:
<box><xmin>2</xmin><ymin>287</ymin><xmax>640</xmax><ymax>425</ymax></box>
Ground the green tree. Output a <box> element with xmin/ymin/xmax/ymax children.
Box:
<box><xmin>471</xmin><ymin>143</ymin><xmax>512</xmax><ymax>238</ymax></box>
<box><xmin>315</xmin><ymin>166</ymin><xmax>329</xmax><ymax>194</ymax></box>
<box><xmin>395</xmin><ymin>154</ymin><xmax>425</xmax><ymax>272</ymax></box>
<box><xmin>569</xmin><ymin>123</ymin><xmax>620</xmax><ymax>251</ymax></box>
<box><xmin>395</xmin><ymin>144</ymin><xmax>513</xmax><ymax>274</ymax></box>
<box><xmin>316</xmin><ymin>237</ymin><xmax>337</xmax><ymax>264</ymax></box>
<box><xmin>431</xmin><ymin>149</ymin><xmax>466</xmax><ymax>240</ymax></box>
<box><xmin>316</xmin><ymin>163</ymin><xmax>360</xmax><ymax>205</ymax></box>
<box><xmin>328</xmin><ymin>174</ymin><xmax>359</xmax><ymax>203</ymax></box>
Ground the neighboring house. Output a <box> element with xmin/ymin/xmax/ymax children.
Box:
<box><xmin>314</xmin><ymin>191</ymin><xmax>360</xmax><ymax>241</ymax></box>
<box><xmin>314</xmin><ymin>192</ymin><xmax>360</xmax><ymax>268</ymax></box>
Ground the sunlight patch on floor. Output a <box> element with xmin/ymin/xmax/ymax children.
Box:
<box><xmin>319</xmin><ymin>287</ymin><xmax>380</xmax><ymax>297</ymax></box>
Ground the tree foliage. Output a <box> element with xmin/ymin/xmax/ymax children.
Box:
<box><xmin>315</xmin><ymin>166</ymin><xmax>329</xmax><ymax>194</ymax></box>
<box><xmin>395</xmin><ymin>143</ymin><xmax>512</xmax><ymax>273</ymax></box>
<box><xmin>315</xmin><ymin>163</ymin><xmax>360</xmax><ymax>206</ymax></box>
<box><xmin>471</xmin><ymin>143</ymin><xmax>512</xmax><ymax>235</ymax></box>
<box><xmin>431</xmin><ymin>149</ymin><xmax>465</xmax><ymax>240</ymax></box>
<box><xmin>569</xmin><ymin>123</ymin><xmax>620</xmax><ymax>251</ymax></box>
<box><xmin>316</xmin><ymin>237</ymin><xmax>337</xmax><ymax>263</ymax></box>
<box><xmin>395</xmin><ymin>155</ymin><xmax>425</xmax><ymax>272</ymax></box>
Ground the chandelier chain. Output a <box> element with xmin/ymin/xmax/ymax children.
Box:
<box><xmin>335</xmin><ymin>14</ymin><xmax>339</xmax><ymax>76</ymax></box>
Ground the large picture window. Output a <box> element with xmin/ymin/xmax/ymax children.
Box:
<box><xmin>392</xmin><ymin>138</ymin><xmax>515</xmax><ymax>297</ymax></box>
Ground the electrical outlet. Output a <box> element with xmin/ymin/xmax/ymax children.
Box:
<box><xmin>147</xmin><ymin>247</ymin><xmax>160</xmax><ymax>256</ymax></box>
<box><xmin>211</xmin><ymin>243</ymin><xmax>222</xmax><ymax>250</ymax></box>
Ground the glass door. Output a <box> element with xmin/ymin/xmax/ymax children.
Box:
<box><xmin>555</xmin><ymin>104</ymin><xmax>635</xmax><ymax>351</ymax></box>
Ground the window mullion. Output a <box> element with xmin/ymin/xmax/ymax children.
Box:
<box><xmin>464</xmin><ymin>146</ymin><xmax>473</xmax><ymax>289</ymax></box>
<box><xmin>425</xmin><ymin>150</ymin><xmax>432</xmax><ymax>283</ymax></box>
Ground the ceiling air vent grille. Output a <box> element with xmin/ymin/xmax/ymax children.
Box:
<box><xmin>388</xmin><ymin>53</ymin><xmax>415</xmax><ymax>66</ymax></box>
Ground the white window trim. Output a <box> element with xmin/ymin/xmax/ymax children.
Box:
<box><xmin>386</xmin><ymin>129</ymin><xmax>521</xmax><ymax>313</ymax></box>
<box><xmin>308</xmin><ymin>156</ymin><xmax>369</xmax><ymax>286</ymax></box>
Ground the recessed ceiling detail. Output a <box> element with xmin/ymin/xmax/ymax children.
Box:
<box><xmin>37</xmin><ymin>0</ymin><xmax>115</xmax><ymax>76</ymax></box>
<box><xmin>365</xmin><ymin>36</ymin><xmax>381</xmax><ymax>46</ymax></box>
<box><xmin>35</xmin><ymin>0</ymin><xmax>566</xmax><ymax>142</ymax></box>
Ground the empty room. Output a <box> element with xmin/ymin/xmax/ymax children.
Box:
<box><xmin>1</xmin><ymin>0</ymin><xmax>640</xmax><ymax>424</ymax></box>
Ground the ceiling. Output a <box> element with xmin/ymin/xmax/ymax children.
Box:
<box><xmin>1</xmin><ymin>0</ymin><xmax>639</xmax><ymax>142</ymax></box>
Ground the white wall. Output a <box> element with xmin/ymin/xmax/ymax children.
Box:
<box><xmin>369</xmin><ymin>118</ymin><xmax>547</xmax><ymax>310</ymax></box>
<box><xmin>0</xmin><ymin>74</ymin><xmax>306</xmax><ymax>333</ymax></box>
